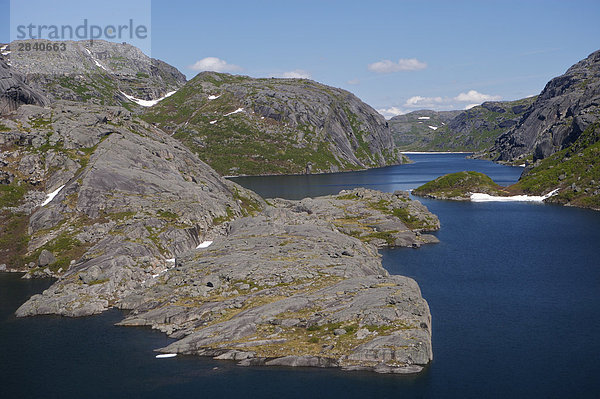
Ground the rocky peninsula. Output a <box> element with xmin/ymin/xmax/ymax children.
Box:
<box><xmin>17</xmin><ymin>186</ymin><xmax>439</xmax><ymax>373</ymax></box>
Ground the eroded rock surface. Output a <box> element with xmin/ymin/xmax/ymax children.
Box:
<box><xmin>16</xmin><ymin>187</ymin><xmax>438</xmax><ymax>373</ymax></box>
<box><xmin>489</xmin><ymin>49</ymin><xmax>600</xmax><ymax>163</ymax></box>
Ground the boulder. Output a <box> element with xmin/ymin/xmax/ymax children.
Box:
<box><xmin>37</xmin><ymin>250</ymin><xmax>56</xmax><ymax>267</ymax></box>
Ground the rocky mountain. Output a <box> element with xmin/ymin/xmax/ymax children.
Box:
<box><xmin>487</xmin><ymin>49</ymin><xmax>600</xmax><ymax>163</ymax></box>
<box><xmin>388</xmin><ymin>110</ymin><xmax>460</xmax><ymax>149</ymax></box>
<box><xmin>389</xmin><ymin>97</ymin><xmax>536</xmax><ymax>152</ymax></box>
<box><xmin>0</xmin><ymin>101</ymin><xmax>263</xmax><ymax>280</ymax></box>
<box><xmin>3</xmin><ymin>40</ymin><xmax>186</xmax><ymax>109</ymax></box>
<box><xmin>143</xmin><ymin>72</ymin><xmax>407</xmax><ymax>175</ymax></box>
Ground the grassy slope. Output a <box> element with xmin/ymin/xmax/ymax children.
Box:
<box><xmin>513</xmin><ymin>122</ymin><xmax>600</xmax><ymax>209</ymax></box>
<box><xmin>413</xmin><ymin>123</ymin><xmax>600</xmax><ymax>210</ymax></box>
<box><xmin>413</xmin><ymin>171</ymin><xmax>507</xmax><ymax>199</ymax></box>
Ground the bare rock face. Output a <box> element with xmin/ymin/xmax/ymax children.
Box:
<box><xmin>2</xmin><ymin>100</ymin><xmax>263</xmax><ymax>312</ymax></box>
<box><xmin>15</xmin><ymin>183</ymin><xmax>438</xmax><ymax>373</ymax></box>
<box><xmin>113</xmin><ymin>190</ymin><xmax>437</xmax><ymax>373</ymax></box>
<box><xmin>5</xmin><ymin>39</ymin><xmax>186</xmax><ymax>108</ymax></box>
<box><xmin>489</xmin><ymin>49</ymin><xmax>600</xmax><ymax>163</ymax></box>
<box><xmin>0</xmin><ymin>57</ymin><xmax>49</xmax><ymax>115</ymax></box>
<box><xmin>144</xmin><ymin>72</ymin><xmax>407</xmax><ymax>175</ymax></box>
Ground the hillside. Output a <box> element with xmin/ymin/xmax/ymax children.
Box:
<box><xmin>143</xmin><ymin>72</ymin><xmax>407</xmax><ymax>175</ymax></box>
<box><xmin>389</xmin><ymin>97</ymin><xmax>536</xmax><ymax>152</ymax></box>
<box><xmin>2</xmin><ymin>40</ymin><xmax>186</xmax><ymax>109</ymax></box>
<box><xmin>388</xmin><ymin>110</ymin><xmax>460</xmax><ymax>149</ymax></box>
<box><xmin>513</xmin><ymin>122</ymin><xmax>600</xmax><ymax>209</ymax></box>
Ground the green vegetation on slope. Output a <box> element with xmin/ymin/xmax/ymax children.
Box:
<box><xmin>413</xmin><ymin>124</ymin><xmax>600</xmax><ymax>210</ymax></box>
<box><xmin>392</xmin><ymin>97</ymin><xmax>536</xmax><ymax>152</ymax></box>
<box><xmin>413</xmin><ymin>171</ymin><xmax>507</xmax><ymax>199</ymax></box>
<box><xmin>513</xmin><ymin>123</ymin><xmax>600</xmax><ymax>209</ymax></box>
<box><xmin>143</xmin><ymin>72</ymin><xmax>399</xmax><ymax>176</ymax></box>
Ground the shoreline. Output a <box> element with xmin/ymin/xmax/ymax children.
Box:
<box><xmin>401</xmin><ymin>151</ymin><xmax>472</xmax><ymax>154</ymax></box>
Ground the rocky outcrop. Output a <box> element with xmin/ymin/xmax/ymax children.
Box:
<box><xmin>20</xmin><ymin>188</ymin><xmax>437</xmax><ymax>373</ymax></box>
<box><xmin>1</xmin><ymin>100</ymin><xmax>263</xmax><ymax>285</ymax></box>
<box><xmin>3</xmin><ymin>96</ymin><xmax>440</xmax><ymax>372</ymax></box>
<box><xmin>5</xmin><ymin>40</ymin><xmax>186</xmax><ymax>107</ymax></box>
<box><xmin>143</xmin><ymin>72</ymin><xmax>407</xmax><ymax>175</ymax></box>
<box><xmin>488</xmin><ymin>49</ymin><xmax>600</xmax><ymax>163</ymax></box>
<box><xmin>0</xmin><ymin>57</ymin><xmax>48</xmax><ymax>115</ymax></box>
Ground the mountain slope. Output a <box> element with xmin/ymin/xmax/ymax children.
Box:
<box><xmin>143</xmin><ymin>72</ymin><xmax>406</xmax><ymax>175</ymax></box>
<box><xmin>0</xmin><ymin>100</ymin><xmax>264</xmax><ymax>290</ymax></box>
<box><xmin>488</xmin><ymin>49</ymin><xmax>600</xmax><ymax>163</ymax></box>
<box><xmin>389</xmin><ymin>97</ymin><xmax>536</xmax><ymax>152</ymax></box>
<box><xmin>388</xmin><ymin>110</ymin><xmax>460</xmax><ymax>150</ymax></box>
<box><xmin>0</xmin><ymin>58</ymin><xmax>48</xmax><ymax>115</ymax></box>
<box><xmin>513</xmin><ymin>122</ymin><xmax>600</xmax><ymax>209</ymax></box>
<box><xmin>4</xmin><ymin>40</ymin><xmax>186</xmax><ymax>109</ymax></box>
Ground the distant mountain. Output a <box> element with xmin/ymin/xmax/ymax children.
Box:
<box><xmin>389</xmin><ymin>97</ymin><xmax>536</xmax><ymax>152</ymax></box>
<box><xmin>388</xmin><ymin>110</ymin><xmax>460</xmax><ymax>150</ymax></box>
<box><xmin>3</xmin><ymin>40</ymin><xmax>186</xmax><ymax>109</ymax></box>
<box><xmin>143</xmin><ymin>72</ymin><xmax>407</xmax><ymax>175</ymax></box>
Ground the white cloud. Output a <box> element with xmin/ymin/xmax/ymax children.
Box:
<box><xmin>279</xmin><ymin>69</ymin><xmax>311</xmax><ymax>79</ymax></box>
<box><xmin>368</xmin><ymin>58</ymin><xmax>427</xmax><ymax>73</ymax></box>
<box><xmin>379</xmin><ymin>89</ymin><xmax>503</xmax><ymax>116</ymax></box>
<box><xmin>347</xmin><ymin>78</ymin><xmax>360</xmax><ymax>85</ymax></box>
<box><xmin>188</xmin><ymin>57</ymin><xmax>242</xmax><ymax>72</ymax></box>
<box><xmin>404</xmin><ymin>96</ymin><xmax>443</xmax><ymax>108</ymax></box>
<box><xmin>377</xmin><ymin>107</ymin><xmax>405</xmax><ymax>118</ymax></box>
<box><xmin>454</xmin><ymin>90</ymin><xmax>501</xmax><ymax>103</ymax></box>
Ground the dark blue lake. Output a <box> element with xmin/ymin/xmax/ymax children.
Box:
<box><xmin>2</xmin><ymin>154</ymin><xmax>599</xmax><ymax>398</ymax></box>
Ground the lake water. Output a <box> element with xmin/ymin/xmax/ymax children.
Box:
<box><xmin>2</xmin><ymin>154</ymin><xmax>599</xmax><ymax>398</ymax></box>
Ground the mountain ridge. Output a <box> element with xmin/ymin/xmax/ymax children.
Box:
<box><xmin>143</xmin><ymin>71</ymin><xmax>407</xmax><ymax>175</ymax></box>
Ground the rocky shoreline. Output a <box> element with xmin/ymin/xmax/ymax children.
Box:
<box><xmin>16</xmin><ymin>187</ymin><xmax>439</xmax><ymax>373</ymax></box>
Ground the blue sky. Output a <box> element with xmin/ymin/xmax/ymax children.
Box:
<box><xmin>2</xmin><ymin>0</ymin><xmax>599</xmax><ymax>117</ymax></box>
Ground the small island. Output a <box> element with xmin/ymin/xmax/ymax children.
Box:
<box><xmin>412</xmin><ymin>171</ymin><xmax>509</xmax><ymax>200</ymax></box>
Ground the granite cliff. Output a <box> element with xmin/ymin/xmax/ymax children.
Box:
<box><xmin>488</xmin><ymin>49</ymin><xmax>600</xmax><ymax>164</ymax></box>
<box><xmin>0</xmin><ymin>56</ymin><xmax>48</xmax><ymax>115</ymax></box>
